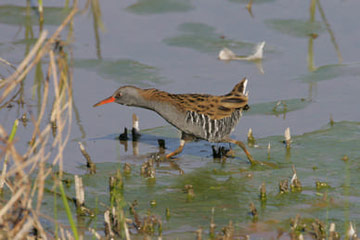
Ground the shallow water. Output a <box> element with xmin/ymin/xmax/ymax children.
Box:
<box><xmin>1</xmin><ymin>0</ymin><xmax>360</xmax><ymax>238</ymax></box>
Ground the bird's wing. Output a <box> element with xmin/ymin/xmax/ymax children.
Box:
<box><xmin>172</xmin><ymin>93</ymin><xmax>247</xmax><ymax>120</ymax></box>
<box><xmin>171</xmin><ymin>78</ymin><xmax>249</xmax><ymax>120</ymax></box>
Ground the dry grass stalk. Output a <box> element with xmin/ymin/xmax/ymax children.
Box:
<box><xmin>0</xmin><ymin>186</ymin><xmax>26</xmax><ymax>221</ymax></box>
<box><xmin>0</xmin><ymin>119</ymin><xmax>19</xmax><ymax>193</ymax></box>
<box><xmin>0</xmin><ymin>7</ymin><xmax>78</xmax><ymax>239</ymax></box>
<box><xmin>13</xmin><ymin>217</ymin><xmax>34</xmax><ymax>240</ymax></box>
<box><xmin>104</xmin><ymin>210</ymin><xmax>115</xmax><ymax>238</ymax></box>
<box><xmin>0</xmin><ymin>57</ymin><xmax>17</xmax><ymax>71</ymax></box>
<box><xmin>0</xmin><ymin>8</ymin><xmax>77</xmax><ymax>103</ymax></box>
<box><xmin>104</xmin><ymin>207</ymin><xmax>131</xmax><ymax>240</ymax></box>
<box><xmin>89</xmin><ymin>227</ymin><xmax>102</xmax><ymax>240</ymax></box>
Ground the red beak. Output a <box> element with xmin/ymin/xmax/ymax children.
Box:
<box><xmin>93</xmin><ymin>96</ymin><xmax>115</xmax><ymax>107</ymax></box>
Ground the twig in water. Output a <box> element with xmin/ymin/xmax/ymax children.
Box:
<box><xmin>78</xmin><ymin>142</ymin><xmax>96</xmax><ymax>174</ymax></box>
<box><xmin>247</xmin><ymin>128</ymin><xmax>255</xmax><ymax>146</ymax></box>
<box><xmin>329</xmin><ymin>223</ymin><xmax>340</xmax><ymax>240</ymax></box>
<box><xmin>209</xmin><ymin>207</ymin><xmax>216</xmax><ymax>239</ymax></box>
<box><xmin>132</xmin><ymin>113</ymin><xmax>141</xmax><ymax>141</ymax></box>
<box><xmin>74</xmin><ymin>175</ymin><xmax>94</xmax><ymax>217</ymax></box>
<box><xmin>123</xmin><ymin>163</ymin><xmax>131</xmax><ymax>175</ymax></box>
<box><xmin>196</xmin><ymin>227</ymin><xmax>203</xmax><ymax>240</ymax></box>
<box><xmin>290</xmin><ymin>165</ymin><xmax>302</xmax><ymax>192</ymax></box>
<box><xmin>329</xmin><ymin>114</ymin><xmax>334</xmax><ymax>126</ymax></box>
<box><xmin>74</xmin><ymin>175</ymin><xmax>84</xmax><ymax>207</ymax></box>
<box><xmin>279</xmin><ymin>179</ymin><xmax>289</xmax><ymax>194</ymax></box>
<box><xmin>119</xmin><ymin>127</ymin><xmax>128</xmax><ymax>141</ymax></box>
<box><xmin>284</xmin><ymin>127</ymin><xmax>291</xmax><ymax>149</ymax></box>
<box><xmin>249</xmin><ymin>202</ymin><xmax>258</xmax><ymax>221</ymax></box>
<box><xmin>259</xmin><ymin>182</ymin><xmax>266</xmax><ymax>201</ymax></box>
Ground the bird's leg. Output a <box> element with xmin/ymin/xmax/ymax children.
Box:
<box><xmin>224</xmin><ymin>138</ymin><xmax>257</xmax><ymax>165</ymax></box>
<box><xmin>166</xmin><ymin>139</ymin><xmax>186</xmax><ymax>159</ymax></box>
<box><xmin>166</xmin><ymin>132</ymin><xmax>196</xmax><ymax>159</ymax></box>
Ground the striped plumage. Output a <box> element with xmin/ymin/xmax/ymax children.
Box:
<box><xmin>184</xmin><ymin>109</ymin><xmax>242</xmax><ymax>142</ymax></box>
<box><xmin>93</xmin><ymin>77</ymin><xmax>255</xmax><ymax>162</ymax></box>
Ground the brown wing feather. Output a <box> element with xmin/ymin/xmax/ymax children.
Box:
<box><xmin>172</xmin><ymin>94</ymin><xmax>247</xmax><ymax>120</ymax></box>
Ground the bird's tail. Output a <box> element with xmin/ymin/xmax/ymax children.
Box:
<box><xmin>220</xmin><ymin>77</ymin><xmax>249</xmax><ymax>110</ymax></box>
<box><xmin>228</xmin><ymin>77</ymin><xmax>248</xmax><ymax>96</ymax></box>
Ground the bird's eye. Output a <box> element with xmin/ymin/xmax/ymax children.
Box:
<box><xmin>115</xmin><ymin>93</ymin><xmax>122</xmax><ymax>98</ymax></box>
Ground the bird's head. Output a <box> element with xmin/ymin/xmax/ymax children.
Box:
<box><xmin>93</xmin><ymin>86</ymin><xmax>141</xmax><ymax>107</ymax></box>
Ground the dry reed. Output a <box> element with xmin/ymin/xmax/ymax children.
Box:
<box><xmin>0</xmin><ymin>7</ymin><xmax>78</xmax><ymax>239</ymax></box>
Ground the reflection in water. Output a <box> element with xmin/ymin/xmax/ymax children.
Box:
<box><xmin>127</xmin><ymin>0</ymin><xmax>193</xmax><ymax>15</ymax></box>
<box><xmin>38</xmin><ymin>0</ymin><xmax>44</xmax><ymax>32</ymax></box>
<box><xmin>165</xmin><ymin>22</ymin><xmax>264</xmax><ymax>73</ymax></box>
<box><xmin>164</xmin><ymin>22</ymin><xmax>252</xmax><ymax>54</ymax></box>
<box><xmin>248</xmin><ymin>98</ymin><xmax>311</xmax><ymax>119</ymax></box>
<box><xmin>132</xmin><ymin>141</ymin><xmax>139</xmax><ymax>156</ymax></box>
<box><xmin>80</xmin><ymin>0</ymin><xmax>104</xmax><ymax>59</ymax></box>
<box><xmin>265</xmin><ymin>19</ymin><xmax>324</xmax><ymax>38</ymax></box>
<box><xmin>229</xmin><ymin>0</ymin><xmax>275</xmax><ymax>3</ymax></box>
<box><xmin>316</xmin><ymin>0</ymin><xmax>342</xmax><ymax>64</ymax></box>
<box><xmin>0</xmin><ymin>4</ymin><xmax>71</xmax><ymax>26</ymax></box>
<box><xmin>301</xmin><ymin>63</ymin><xmax>360</xmax><ymax>83</ymax></box>
<box><xmin>90</xmin><ymin>0</ymin><xmax>104</xmax><ymax>59</ymax></box>
<box><xmin>246</xmin><ymin>0</ymin><xmax>254</xmax><ymax>18</ymax></box>
<box><xmin>307</xmin><ymin>0</ymin><xmax>343</xmax><ymax>72</ymax></box>
<box><xmin>120</xmin><ymin>139</ymin><xmax>128</xmax><ymax>152</ymax></box>
<box><xmin>307</xmin><ymin>0</ymin><xmax>343</xmax><ymax>100</ymax></box>
<box><xmin>74</xmin><ymin>59</ymin><xmax>164</xmax><ymax>86</ymax></box>
<box><xmin>308</xmin><ymin>0</ymin><xmax>316</xmax><ymax>72</ymax></box>
<box><xmin>116</xmin><ymin>126</ymin><xmax>185</xmax><ymax>174</ymax></box>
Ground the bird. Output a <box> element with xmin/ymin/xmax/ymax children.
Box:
<box><xmin>93</xmin><ymin>77</ymin><xmax>255</xmax><ymax>163</ymax></box>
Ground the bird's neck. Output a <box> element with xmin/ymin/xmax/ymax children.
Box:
<box><xmin>135</xmin><ymin>88</ymin><xmax>179</xmax><ymax>115</ymax></box>
<box><xmin>134</xmin><ymin>88</ymin><xmax>168</xmax><ymax>110</ymax></box>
